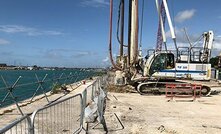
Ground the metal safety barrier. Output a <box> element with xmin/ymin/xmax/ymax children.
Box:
<box><xmin>82</xmin><ymin>77</ymin><xmax>108</xmax><ymax>132</ymax></box>
<box><xmin>165</xmin><ymin>83</ymin><xmax>202</xmax><ymax>101</ymax></box>
<box><xmin>0</xmin><ymin>115</ymin><xmax>31</xmax><ymax>134</ymax></box>
<box><xmin>31</xmin><ymin>94</ymin><xmax>83</xmax><ymax>134</ymax></box>
<box><xmin>0</xmin><ymin>76</ymin><xmax>108</xmax><ymax>134</ymax></box>
<box><xmin>0</xmin><ymin>71</ymin><xmax>96</xmax><ymax>115</ymax></box>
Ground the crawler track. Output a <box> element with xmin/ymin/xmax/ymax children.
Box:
<box><xmin>136</xmin><ymin>81</ymin><xmax>211</xmax><ymax>96</ymax></box>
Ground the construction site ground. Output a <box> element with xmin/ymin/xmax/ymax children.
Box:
<box><xmin>90</xmin><ymin>92</ymin><xmax>221</xmax><ymax>134</ymax></box>
<box><xmin>1</xmin><ymin>77</ymin><xmax>221</xmax><ymax>134</ymax></box>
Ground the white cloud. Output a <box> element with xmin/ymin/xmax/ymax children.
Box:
<box><xmin>81</xmin><ymin>0</ymin><xmax>109</xmax><ymax>8</ymax></box>
<box><xmin>72</xmin><ymin>51</ymin><xmax>97</xmax><ymax>58</ymax></box>
<box><xmin>0</xmin><ymin>25</ymin><xmax>63</xmax><ymax>36</ymax></box>
<box><xmin>175</xmin><ymin>9</ymin><xmax>196</xmax><ymax>23</ymax></box>
<box><xmin>165</xmin><ymin>27</ymin><xmax>182</xmax><ymax>38</ymax></box>
<box><xmin>166</xmin><ymin>27</ymin><xmax>202</xmax><ymax>44</ymax></box>
<box><xmin>101</xmin><ymin>56</ymin><xmax>111</xmax><ymax>67</ymax></box>
<box><xmin>212</xmin><ymin>36</ymin><xmax>221</xmax><ymax>57</ymax></box>
<box><xmin>0</xmin><ymin>38</ymin><xmax>10</xmax><ymax>45</ymax></box>
<box><xmin>42</xmin><ymin>48</ymin><xmax>97</xmax><ymax>59</ymax></box>
<box><xmin>166</xmin><ymin>32</ymin><xmax>221</xmax><ymax>57</ymax></box>
<box><xmin>102</xmin><ymin>56</ymin><xmax>109</xmax><ymax>62</ymax></box>
<box><xmin>213</xmin><ymin>36</ymin><xmax>221</xmax><ymax>49</ymax></box>
<box><xmin>42</xmin><ymin>49</ymin><xmax>64</xmax><ymax>59</ymax></box>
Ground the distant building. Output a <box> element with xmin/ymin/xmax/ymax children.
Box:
<box><xmin>27</xmin><ymin>66</ymin><xmax>34</xmax><ymax>70</ymax></box>
<box><xmin>0</xmin><ymin>63</ymin><xmax>7</xmax><ymax>67</ymax></box>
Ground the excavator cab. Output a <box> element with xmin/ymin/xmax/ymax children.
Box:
<box><xmin>144</xmin><ymin>52</ymin><xmax>175</xmax><ymax>76</ymax></box>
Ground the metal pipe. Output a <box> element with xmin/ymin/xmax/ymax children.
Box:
<box><xmin>127</xmin><ymin>0</ymin><xmax>132</xmax><ymax>67</ymax></box>
<box><xmin>130</xmin><ymin>0</ymin><xmax>139</xmax><ymax>64</ymax></box>
<box><xmin>155</xmin><ymin>0</ymin><xmax>166</xmax><ymax>44</ymax></box>
<box><xmin>162</xmin><ymin>0</ymin><xmax>175</xmax><ymax>39</ymax></box>
<box><xmin>183</xmin><ymin>28</ymin><xmax>192</xmax><ymax>63</ymax></box>
<box><xmin>135</xmin><ymin>0</ymin><xmax>139</xmax><ymax>61</ymax></box>
<box><xmin>162</xmin><ymin>0</ymin><xmax>178</xmax><ymax>58</ymax></box>
<box><xmin>120</xmin><ymin>0</ymin><xmax>125</xmax><ymax>58</ymax></box>
<box><xmin>114</xmin><ymin>113</ymin><xmax>124</xmax><ymax>129</ymax></box>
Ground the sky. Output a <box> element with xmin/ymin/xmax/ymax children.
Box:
<box><xmin>0</xmin><ymin>0</ymin><xmax>220</xmax><ymax>68</ymax></box>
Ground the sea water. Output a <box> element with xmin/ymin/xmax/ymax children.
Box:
<box><xmin>0</xmin><ymin>69</ymin><xmax>96</xmax><ymax>107</ymax></box>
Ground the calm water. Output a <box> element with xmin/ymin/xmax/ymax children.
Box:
<box><xmin>0</xmin><ymin>69</ymin><xmax>97</xmax><ymax>107</ymax></box>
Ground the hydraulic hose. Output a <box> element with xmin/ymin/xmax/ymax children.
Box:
<box><xmin>109</xmin><ymin>0</ymin><xmax>122</xmax><ymax>70</ymax></box>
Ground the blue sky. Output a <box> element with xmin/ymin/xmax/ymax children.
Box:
<box><xmin>0</xmin><ymin>0</ymin><xmax>220</xmax><ymax>67</ymax></box>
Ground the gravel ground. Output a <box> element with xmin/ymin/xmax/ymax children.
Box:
<box><xmin>88</xmin><ymin>92</ymin><xmax>221</xmax><ymax>134</ymax></box>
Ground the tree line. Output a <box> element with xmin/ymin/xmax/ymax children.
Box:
<box><xmin>210</xmin><ymin>56</ymin><xmax>221</xmax><ymax>69</ymax></box>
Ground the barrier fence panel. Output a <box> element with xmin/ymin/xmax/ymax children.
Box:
<box><xmin>82</xmin><ymin>79</ymin><xmax>101</xmax><ymax>109</ymax></box>
<box><xmin>165</xmin><ymin>83</ymin><xmax>202</xmax><ymax>101</ymax></box>
<box><xmin>0</xmin><ymin>76</ymin><xmax>107</xmax><ymax>134</ymax></box>
<box><xmin>31</xmin><ymin>94</ymin><xmax>83</xmax><ymax>134</ymax></box>
<box><xmin>0</xmin><ymin>115</ymin><xmax>31</xmax><ymax>134</ymax></box>
<box><xmin>97</xmin><ymin>86</ymin><xmax>108</xmax><ymax>131</ymax></box>
<box><xmin>87</xmin><ymin>85</ymin><xmax>93</xmax><ymax>103</ymax></box>
<box><xmin>83</xmin><ymin>77</ymin><xmax>108</xmax><ymax>132</ymax></box>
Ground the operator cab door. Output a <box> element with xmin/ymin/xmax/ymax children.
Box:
<box><xmin>149</xmin><ymin>53</ymin><xmax>175</xmax><ymax>76</ymax></box>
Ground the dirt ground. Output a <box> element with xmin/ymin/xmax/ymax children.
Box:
<box><xmin>89</xmin><ymin>92</ymin><xmax>221</xmax><ymax>134</ymax></box>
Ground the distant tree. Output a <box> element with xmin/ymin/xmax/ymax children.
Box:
<box><xmin>33</xmin><ymin>65</ymin><xmax>39</xmax><ymax>70</ymax></box>
<box><xmin>210</xmin><ymin>56</ymin><xmax>219</xmax><ymax>68</ymax></box>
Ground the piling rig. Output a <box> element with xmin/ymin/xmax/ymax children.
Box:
<box><xmin>108</xmin><ymin>0</ymin><xmax>214</xmax><ymax>95</ymax></box>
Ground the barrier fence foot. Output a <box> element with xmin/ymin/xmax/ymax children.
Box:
<box><xmin>101</xmin><ymin>118</ymin><xmax>108</xmax><ymax>133</ymax></box>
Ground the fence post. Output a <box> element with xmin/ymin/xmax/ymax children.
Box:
<box><xmin>79</xmin><ymin>94</ymin><xmax>85</xmax><ymax>132</ymax></box>
<box><xmin>98</xmin><ymin>81</ymin><xmax>108</xmax><ymax>132</ymax></box>
<box><xmin>54</xmin><ymin>73</ymin><xmax>64</xmax><ymax>86</ymax></box>
<box><xmin>31</xmin><ymin>74</ymin><xmax>49</xmax><ymax>103</ymax></box>
<box><xmin>91</xmin><ymin>83</ymin><xmax>95</xmax><ymax>101</ymax></box>
<box><xmin>1</xmin><ymin>76</ymin><xmax>24</xmax><ymax>116</ymax></box>
<box><xmin>63</xmin><ymin>73</ymin><xmax>70</xmax><ymax>84</ymax></box>
<box><xmin>28</xmin><ymin>116</ymin><xmax>34</xmax><ymax>134</ymax></box>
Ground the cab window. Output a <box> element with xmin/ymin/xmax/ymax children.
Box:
<box><xmin>149</xmin><ymin>53</ymin><xmax>174</xmax><ymax>75</ymax></box>
<box><xmin>166</xmin><ymin>54</ymin><xmax>175</xmax><ymax>69</ymax></box>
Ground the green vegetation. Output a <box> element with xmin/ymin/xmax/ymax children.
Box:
<box><xmin>50</xmin><ymin>83</ymin><xmax>62</xmax><ymax>94</ymax></box>
<box><xmin>95</xmin><ymin>71</ymin><xmax>107</xmax><ymax>76</ymax></box>
<box><xmin>51</xmin><ymin>83</ymin><xmax>69</xmax><ymax>94</ymax></box>
<box><xmin>210</xmin><ymin>56</ymin><xmax>219</xmax><ymax>68</ymax></box>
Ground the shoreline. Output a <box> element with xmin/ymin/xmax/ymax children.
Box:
<box><xmin>0</xmin><ymin>78</ymin><xmax>94</xmax><ymax>129</ymax></box>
